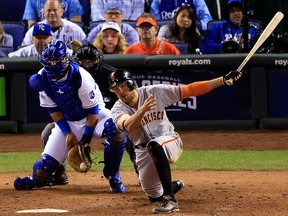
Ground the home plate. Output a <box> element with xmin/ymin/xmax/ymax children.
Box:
<box><xmin>16</xmin><ymin>208</ymin><xmax>68</xmax><ymax>213</ymax></box>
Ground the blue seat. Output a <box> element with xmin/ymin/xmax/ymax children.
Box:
<box><xmin>157</xmin><ymin>19</ymin><xmax>173</xmax><ymax>29</ymax></box>
<box><xmin>0</xmin><ymin>46</ymin><xmax>14</xmax><ymax>57</ymax></box>
<box><xmin>89</xmin><ymin>20</ymin><xmax>105</xmax><ymax>32</ymax></box>
<box><xmin>207</xmin><ymin>19</ymin><xmax>262</xmax><ymax>31</ymax></box>
<box><xmin>157</xmin><ymin>19</ymin><xmax>202</xmax><ymax>32</ymax></box>
<box><xmin>2</xmin><ymin>21</ymin><xmax>26</xmax><ymax>50</ymax></box>
<box><xmin>122</xmin><ymin>20</ymin><xmax>136</xmax><ymax>29</ymax></box>
<box><xmin>73</xmin><ymin>21</ymin><xmax>85</xmax><ymax>29</ymax></box>
<box><xmin>171</xmin><ymin>42</ymin><xmax>189</xmax><ymax>54</ymax></box>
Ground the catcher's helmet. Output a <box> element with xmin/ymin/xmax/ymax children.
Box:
<box><xmin>108</xmin><ymin>69</ymin><xmax>136</xmax><ymax>90</ymax></box>
<box><xmin>38</xmin><ymin>39</ymin><xmax>69</xmax><ymax>78</ymax></box>
<box><xmin>73</xmin><ymin>43</ymin><xmax>103</xmax><ymax>71</ymax></box>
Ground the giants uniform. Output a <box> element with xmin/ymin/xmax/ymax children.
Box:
<box><xmin>21</xmin><ymin>19</ymin><xmax>87</xmax><ymax>47</ymax></box>
<box><xmin>111</xmin><ymin>84</ymin><xmax>183</xmax><ymax>198</ymax></box>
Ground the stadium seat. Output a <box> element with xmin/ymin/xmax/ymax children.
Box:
<box><xmin>207</xmin><ymin>19</ymin><xmax>262</xmax><ymax>31</ymax></box>
<box><xmin>89</xmin><ymin>20</ymin><xmax>105</xmax><ymax>32</ymax></box>
<box><xmin>122</xmin><ymin>20</ymin><xmax>136</xmax><ymax>29</ymax></box>
<box><xmin>157</xmin><ymin>19</ymin><xmax>202</xmax><ymax>32</ymax></box>
<box><xmin>0</xmin><ymin>46</ymin><xmax>14</xmax><ymax>57</ymax></box>
<box><xmin>2</xmin><ymin>21</ymin><xmax>26</xmax><ymax>50</ymax></box>
<box><xmin>171</xmin><ymin>42</ymin><xmax>189</xmax><ymax>54</ymax></box>
<box><xmin>73</xmin><ymin>21</ymin><xmax>84</xmax><ymax>29</ymax></box>
<box><xmin>157</xmin><ymin>19</ymin><xmax>173</xmax><ymax>29</ymax></box>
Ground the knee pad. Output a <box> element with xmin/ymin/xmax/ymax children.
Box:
<box><xmin>32</xmin><ymin>154</ymin><xmax>60</xmax><ymax>187</ymax></box>
<box><xmin>103</xmin><ymin>118</ymin><xmax>126</xmax><ymax>144</ymax></box>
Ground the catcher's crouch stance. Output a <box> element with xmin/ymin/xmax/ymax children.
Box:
<box><xmin>14</xmin><ymin>39</ymin><xmax>127</xmax><ymax>193</ymax></box>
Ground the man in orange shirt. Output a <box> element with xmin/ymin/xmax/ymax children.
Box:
<box><xmin>124</xmin><ymin>13</ymin><xmax>180</xmax><ymax>55</ymax></box>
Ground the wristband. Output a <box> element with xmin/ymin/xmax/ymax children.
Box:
<box><xmin>84</xmin><ymin>125</ymin><xmax>95</xmax><ymax>135</ymax></box>
<box><xmin>122</xmin><ymin>120</ymin><xmax>127</xmax><ymax>132</ymax></box>
<box><xmin>56</xmin><ymin>118</ymin><xmax>71</xmax><ymax>136</ymax></box>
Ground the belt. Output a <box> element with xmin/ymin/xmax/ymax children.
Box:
<box><xmin>134</xmin><ymin>142</ymin><xmax>148</xmax><ymax>149</ymax></box>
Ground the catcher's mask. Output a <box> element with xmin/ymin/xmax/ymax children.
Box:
<box><xmin>38</xmin><ymin>39</ymin><xmax>69</xmax><ymax>79</ymax></box>
<box><xmin>108</xmin><ymin>69</ymin><xmax>136</xmax><ymax>91</ymax></box>
<box><xmin>74</xmin><ymin>43</ymin><xmax>103</xmax><ymax>72</ymax></box>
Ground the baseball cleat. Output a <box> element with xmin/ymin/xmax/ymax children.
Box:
<box><xmin>45</xmin><ymin>165</ymin><xmax>69</xmax><ymax>186</ymax></box>
<box><xmin>109</xmin><ymin>177</ymin><xmax>126</xmax><ymax>193</ymax></box>
<box><xmin>14</xmin><ymin>176</ymin><xmax>35</xmax><ymax>190</ymax></box>
<box><xmin>45</xmin><ymin>173</ymin><xmax>69</xmax><ymax>186</ymax></box>
<box><xmin>153</xmin><ymin>195</ymin><xmax>179</xmax><ymax>214</ymax></box>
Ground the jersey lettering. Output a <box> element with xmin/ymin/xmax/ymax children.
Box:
<box><xmin>141</xmin><ymin>111</ymin><xmax>164</xmax><ymax>125</ymax></box>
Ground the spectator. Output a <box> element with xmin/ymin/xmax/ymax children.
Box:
<box><xmin>9</xmin><ymin>23</ymin><xmax>51</xmax><ymax>57</ymax></box>
<box><xmin>91</xmin><ymin>0</ymin><xmax>144</xmax><ymax>21</ymax></box>
<box><xmin>93</xmin><ymin>22</ymin><xmax>127</xmax><ymax>54</ymax></box>
<box><xmin>21</xmin><ymin>0</ymin><xmax>86</xmax><ymax>52</ymax></box>
<box><xmin>157</xmin><ymin>5</ymin><xmax>202</xmax><ymax>54</ymax></box>
<box><xmin>150</xmin><ymin>0</ymin><xmax>212</xmax><ymax>31</ymax></box>
<box><xmin>0</xmin><ymin>21</ymin><xmax>13</xmax><ymax>47</ymax></box>
<box><xmin>87</xmin><ymin>2</ymin><xmax>139</xmax><ymax>46</ymax></box>
<box><xmin>22</xmin><ymin>0</ymin><xmax>84</xmax><ymax>28</ymax></box>
<box><xmin>201</xmin><ymin>0</ymin><xmax>262</xmax><ymax>54</ymax></box>
<box><xmin>124</xmin><ymin>13</ymin><xmax>180</xmax><ymax>55</ymax></box>
<box><xmin>9</xmin><ymin>23</ymin><xmax>73</xmax><ymax>58</ymax></box>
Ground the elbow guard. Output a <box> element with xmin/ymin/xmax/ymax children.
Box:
<box><xmin>29</xmin><ymin>74</ymin><xmax>44</xmax><ymax>91</ymax></box>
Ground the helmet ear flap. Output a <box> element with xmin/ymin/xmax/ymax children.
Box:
<box><xmin>126</xmin><ymin>80</ymin><xmax>136</xmax><ymax>90</ymax></box>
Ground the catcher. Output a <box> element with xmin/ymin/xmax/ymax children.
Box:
<box><xmin>14</xmin><ymin>39</ymin><xmax>127</xmax><ymax>193</ymax></box>
<box><xmin>39</xmin><ymin>43</ymin><xmax>138</xmax><ymax>188</ymax></box>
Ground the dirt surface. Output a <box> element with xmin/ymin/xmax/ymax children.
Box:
<box><xmin>1</xmin><ymin>130</ymin><xmax>288</xmax><ymax>215</ymax></box>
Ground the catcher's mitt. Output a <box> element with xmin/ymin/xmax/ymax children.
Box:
<box><xmin>67</xmin><ymin>144</ymin><xmax>92</xmax><ymax>173</ymax></box>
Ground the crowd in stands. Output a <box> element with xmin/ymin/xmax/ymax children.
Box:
<box><xmin>0</xmin><ymin>0</ymin><xmax>278</xmax><ymax>58</ymax></box>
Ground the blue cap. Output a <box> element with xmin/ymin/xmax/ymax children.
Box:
<box><xmin>32</xmin><ymin>23</ymin><xmax>52</xmax><ymax>36</ymax></box>
<box><xmin>104</xmin><ymin>2</ymin><xmax>122</xmax><ymax>12</ymax></box>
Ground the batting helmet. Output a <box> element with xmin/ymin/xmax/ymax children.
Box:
<box><xmin>108</xmin><ymin>69</ymin><xmax>136</xmax><ymax>90</ymax></box>
<box><xmin>38</xmin><ymin>39</ymin><xmax>69</xmax><ymax>78</ymax></box>
<box><xmin>73</xmin><ymin>43</ymin><xmax>103</xmax><ymax>71</ymax></box>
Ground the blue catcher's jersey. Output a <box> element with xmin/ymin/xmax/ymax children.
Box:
<box><xmin>37</xmin><ymin>61</ymin><xmax>105</xmax><ymax>121</ymax></box>
<box><xmin>201</xmin><ymin>20</ymin><xmax>262</xmax><ymax>54</ymax></box>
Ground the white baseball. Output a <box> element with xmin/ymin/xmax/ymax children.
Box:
<box><xmin>80</xmin><ymin>162</ymin><xmax>88</xmax><ymax>172</ymax></box>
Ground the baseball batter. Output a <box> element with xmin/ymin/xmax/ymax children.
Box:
<box><xmin>108</xmin><ymin>69</ymin><xmax>242</xmax><ymax>213</ymax></box>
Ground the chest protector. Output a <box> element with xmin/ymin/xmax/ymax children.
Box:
<box><xmin>41</xmin><ymin>62</ymin><xmax>87</xmax><ymax>121</ymax></box>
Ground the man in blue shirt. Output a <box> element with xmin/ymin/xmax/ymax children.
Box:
<box><xmin>23</xmin><ymin>0</ymin><xmax>84</xmax><ymax>28</ymax></box>
<box><xmin>201</xmin><ymin>0</ymin><xmax>262</xmax><ymax>54</ymax></box>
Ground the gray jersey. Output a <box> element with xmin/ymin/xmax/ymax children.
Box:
<box><xmin>111</xmin><ymin>84</ymin><xmax>181</xmax><ymax>146</ymax></box>
<box><xmin>111</xmin><ymin>84</ymin><xmax>183</xmax><ymax>198</ymax></box>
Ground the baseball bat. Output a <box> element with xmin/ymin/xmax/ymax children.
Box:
<box><xmin>226</xmin><ymin>11</ymin><xmax>284</xmax><ymax>85</ymax></box>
